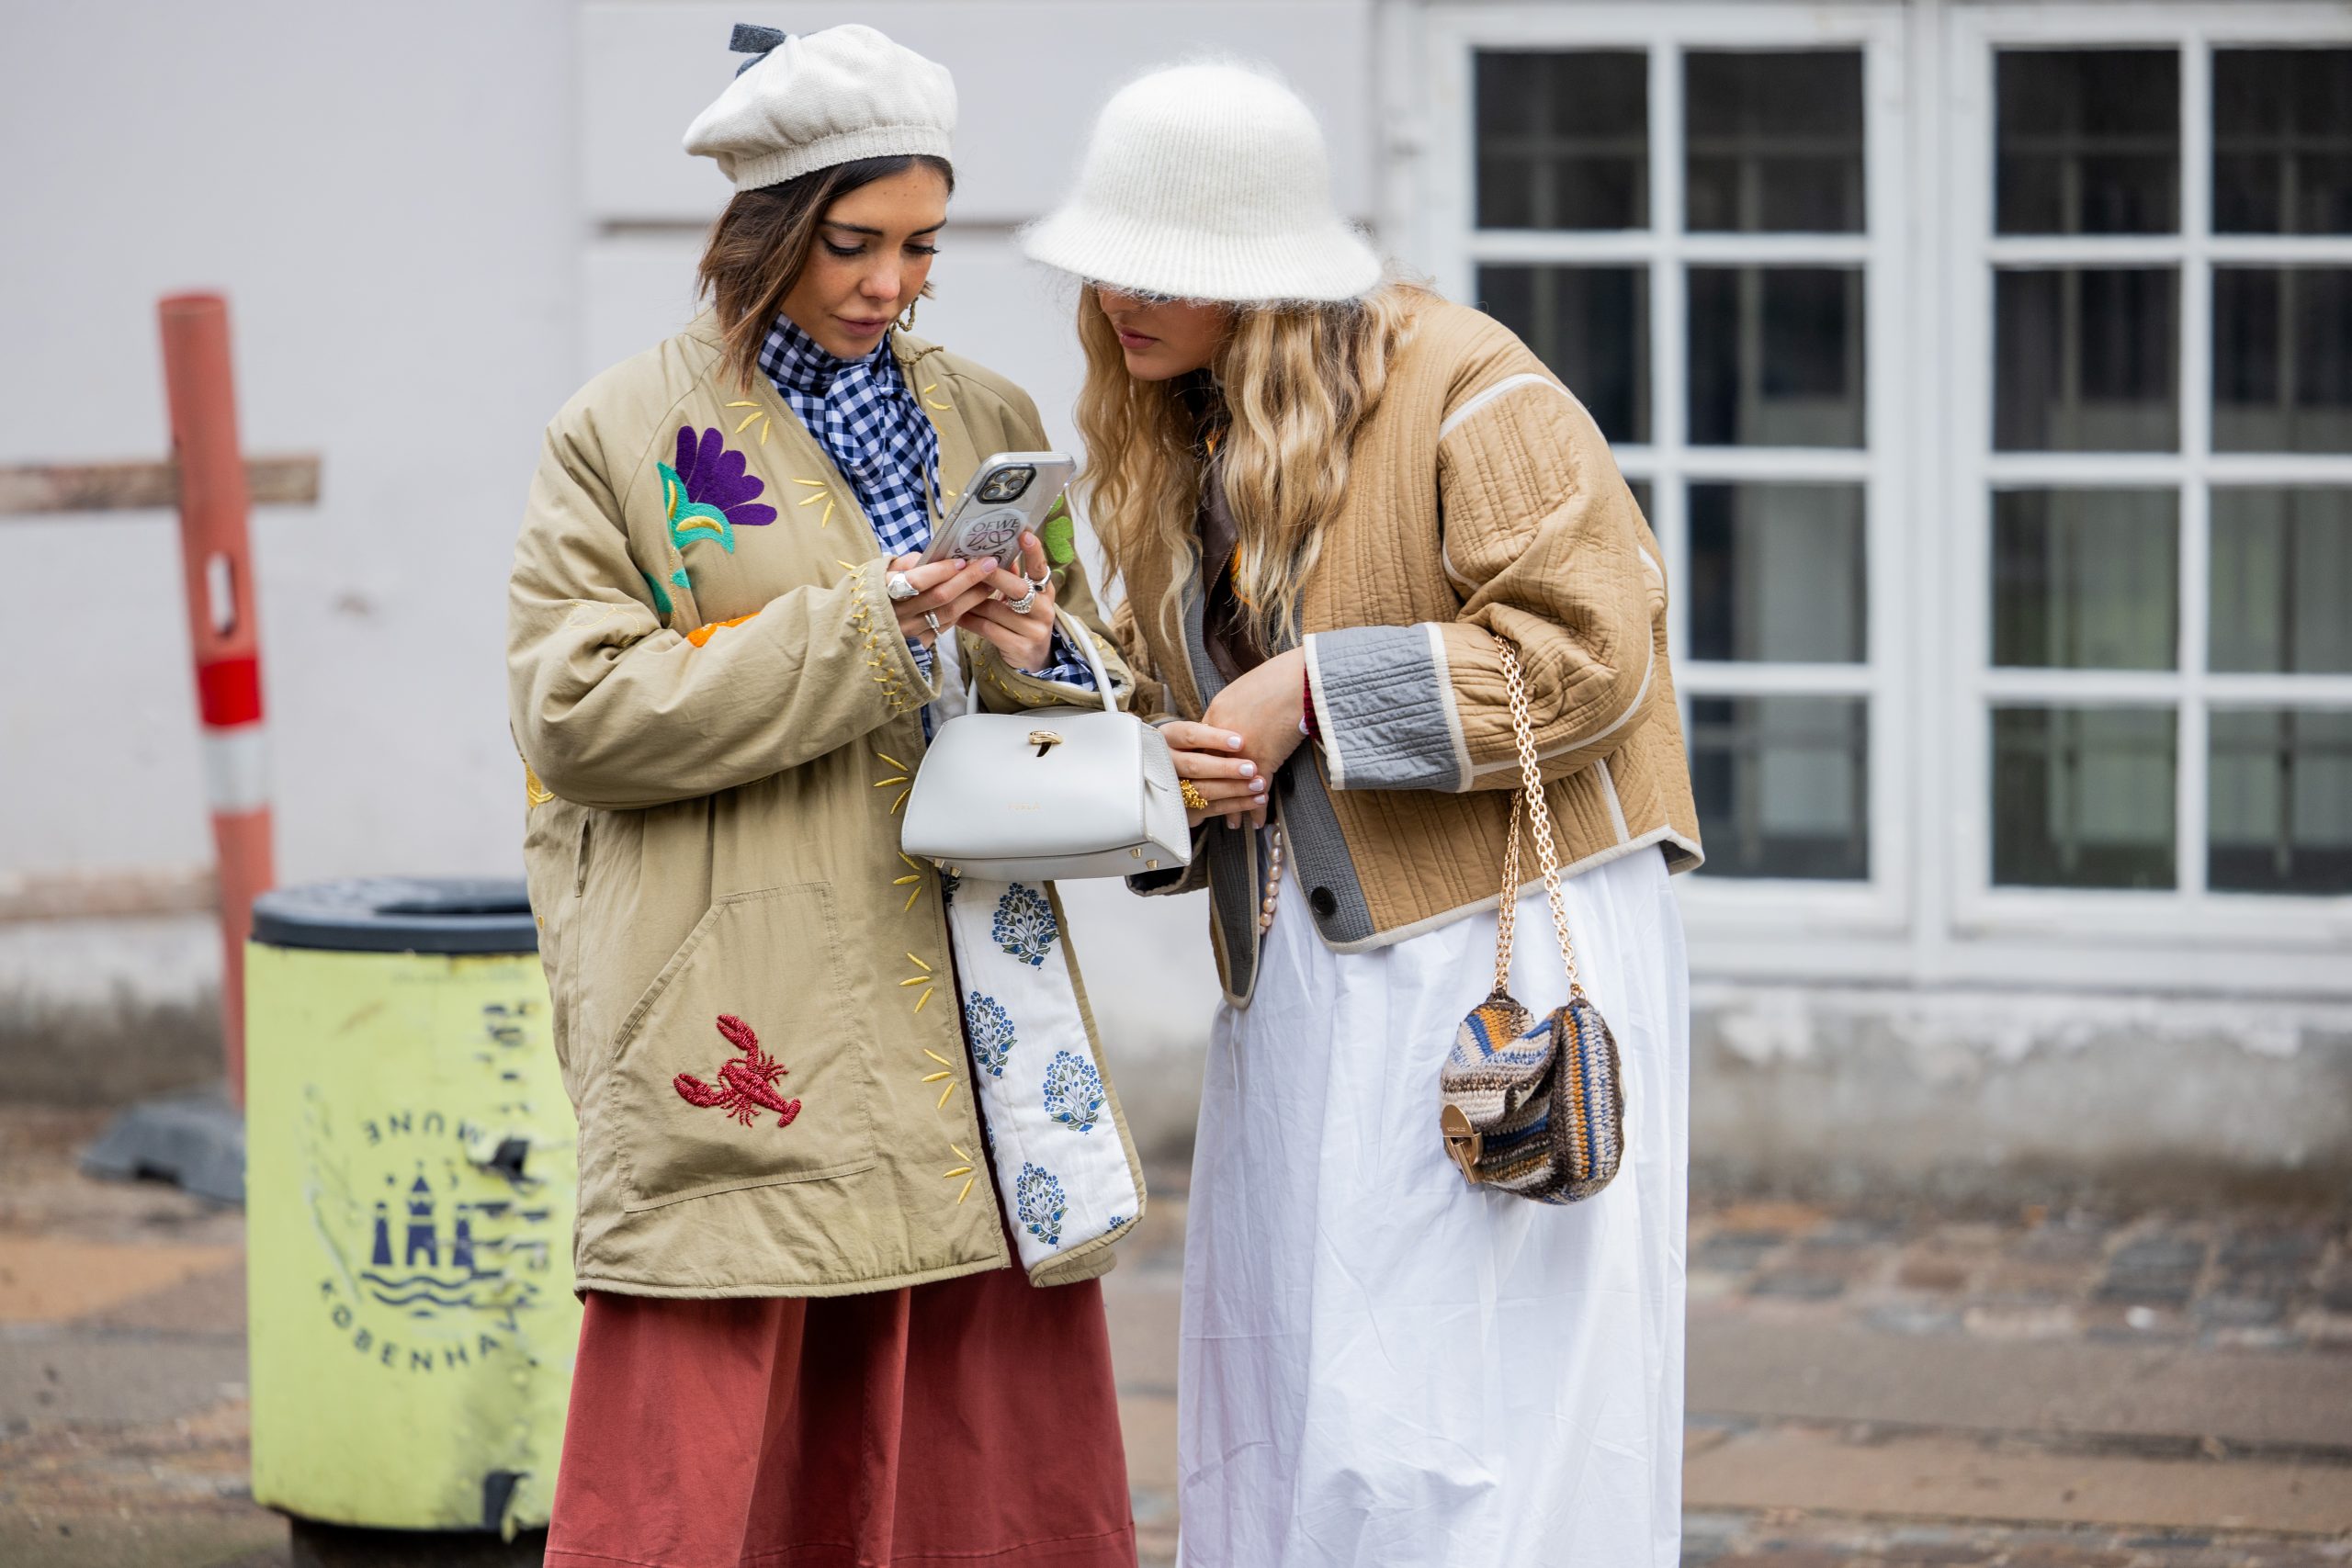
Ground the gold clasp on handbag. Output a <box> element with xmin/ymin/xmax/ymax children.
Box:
<box><xmin>1028</xmin><ymin>729</ymin><xmax>1063</xmax><ymax>758</ymax></box>
<box><xmin>1439</xmin><ymin>1103</ymin><xmax>1484</xmax><ymax>1182</ymax></box>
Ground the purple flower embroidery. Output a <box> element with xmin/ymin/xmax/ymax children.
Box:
<box><xmin>659</xmin><ymin>425</ymin><xmax>777</xmax><ymax>554</ymax></box>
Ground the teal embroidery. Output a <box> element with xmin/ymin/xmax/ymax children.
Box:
<box><xmin>965</xmin><ymin>994</ymin><xmax>1015</xmax><ymax>1079</ymax></box>
<box><xmin>669</xmin><ymin>568</ymin><xmax>690</xmax><ymax>590</ymax></box>
<box><xmin>1042</xmin><ymin>1049</ymin><xmax>1105</xmax><ymax>1133</ymax></box>
<box><xmin>641</xmin><ymin>571</ymin><xmax>673</xmax><ymax>616</ymax></box>
<box><xmin>661</xmin><ymin>459</ymin><xmax>738</xmax><ymax>555</ymax></box>
<box><xmin>1015</xmin><ymin>1162</ymin><xmax>1066</xmax><ymax>1248</ymax></box>
<box><xmin>991</xmin><ymin>886</ymin><xmax>1057</xmax><ymax>968</ymax></box>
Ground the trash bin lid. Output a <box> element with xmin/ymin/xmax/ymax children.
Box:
<box><xmin>250</xmin><ymin>878</ymin><xmax>538</xmax><ymax>954</ymax></box>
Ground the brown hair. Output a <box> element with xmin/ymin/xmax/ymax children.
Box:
<box><xmin>696</xmin><ymin>154</ymin><xmax>956</xmax><ymax>390</ymax></box>
<box><xmin>1074</xmin><ymin>284</ymin><xmax>1419</xmax><ymax>649</ymax></box>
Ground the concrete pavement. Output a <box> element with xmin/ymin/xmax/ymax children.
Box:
<box><xmin>6</xmin><ymin>1105</ymin><xmax>2350</xmax><ymax>1566</ymax></box>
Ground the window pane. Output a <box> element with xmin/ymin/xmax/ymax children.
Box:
<box><xmin>2214</xmin><ymin>49</ymin><xmax>2352</xmax><ymax>235</ymax></box>
<box><xmin>1685</xmin><ymin>51</ymin><xmax>1864</xmax><ymax>233</ymax></box>
<box><xmin>1992</xmin><ymin>490</ymin><xmax>2178</xmax><ymax>671</ymax></box>
<box><xmin>1479</xmin><ymin>265</ymin><xmax>1650</xmax><ymax>444</ymax></box>
<box><xmin>2212</xmin><ymin>268</ymin><xmax>2352</xmax><ymax>452</ymax></box>
<box><xmin>1690</xmin><ymin>695</ymin><xmax>1870</xmax><ymax>879</ymax></box>
<box><xmin>1628</xmin><ymin>479</ymin><xmax>1653</xmax><ymax>521</ymax></box>
<box><xmin>2211</xmin><ymin>489</ymin><xmax>2352</xmax><ymax>674</ymax></box>
<box><xmin>1476</xmin><ymin>51</ymin><xmax>1648</xmax><ymax>230</ymax></box>
<box><xmin>1993</xmin><ymin>706</ymin><xmax>2177</xmax><ymax>889</ymax></box>
<box><xmin>1689</xmin><ymin>267</ymin><xmax>1864</xmax><ymax>446</ymax></box>
<box><xmin>1690</xmin><ymin>483</ymin><xmax>1867</xmax><ymax>662</ymax></box>
<box><xmin>1994</xmin><ymin>269</ymin><xmax>2179</xmax><ymax>451</ymax></box>
<box><xmin>2210</xmin><ymin>708</ymin><xmax>2352</xmax><ymax>895</ymax></box>
<box><xmin>1996</xmin><ymin>50</ymin><xmax>2179</xmax><ymax>234</ymax></box>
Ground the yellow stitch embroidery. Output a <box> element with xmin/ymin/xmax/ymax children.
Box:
<box><xmin>936</xmin><ymin>1080</ymin><xmax>954</xmax><ymax>1109</ymax></box>
<box><xmin>928</xmin><ymin>1052</ymin><xmax>957</xmax><ymax>1070</ymax></box>
<box><xmin>957</xmin><ymin>1176</ymin><xmax>976</xmax><ymax>1204</ymax></box>
<box><xmin>944</xmin><ymin>1164</ymin><xmax>973</xmax><ymax>1179</ymax></box>
<box><xmin>904</xmin><ymin>886</ymin><xmax>921</xmax><ymax>912</ymax></box>
<box><xmin>915</xmin><ymin>987</ymin><xmax>935</xmax><ymax>1013</ymax></box>
<box><xmin>792</xmin><ymin>478</ymin><xmax>826</xmax><ymax>488</ymax></box>
<box><xmin>822</xmin><ymin>499</ymin><xmax>834</xmax><ymax>526</ymax></box>
<box><xmin>797</xmin><ymin>491</ymin><xmax>827</xmax><ymax>507</ymax></box>
<box><xmin>922</xmin><ymin>1071</ymin><xmax>953</xmax><ymax>1084</ymax></box>
<box><xmin>908</xmin><ymin>953</ymin><xmax>932</xmax><ymax>973</ymax></box>
<box><xmin>891</xmin><ymin>788</ymin><xmax>910</xmax><ymax>815</ymax></box>
<box><xmin>951</xmin><ymin>1144</ymin><xmax>971</xmax><ymax>1161</ymax></box>
<box><xmin>881</xmin><ymin>755</ymin><xmax>909</xmax><ymax>773</ymax></box>
<box><xmin>899</xmin><ymin>976</ymin><xmax>929</xmax><ymax>987</ymax></box>
<box><xmin>875</xmin><ymin>776</ymin><xmax>909</xmax><ymax>788</ymax></box>
<box><xmin>733</xmin><ymin>411</ymin><xmax>762</xmax><ymax>435</ymax></box>
<box><xmin>894</xmin><ymin>874</ymin><xmax>922</xmax><ymax>886</ymax></box>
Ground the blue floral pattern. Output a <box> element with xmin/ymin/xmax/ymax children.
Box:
<box><xmin>964</xmin><ymin>994</ymin><xmax>1015</xmax><ymax>1079</ymax></box>
<box><xmin>1042</xmin><ymin>1049</ymin><xmax>1106</xmax><ymax>1134</ymax></box>
<box><xmin>991</xmin><ymin>885</ymin><xmax>1058</xmax><ymax>968</ymax></box>
<box><xmin>1015</xmin><ymin>1162</ymin><xmax>1067</xmax><ymax>1248</ymax></box>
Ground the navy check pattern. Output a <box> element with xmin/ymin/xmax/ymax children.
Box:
<box><xmin>759</xmin><ymin>313</ymin><xmax>1091</xmax><ymax>688</ymax></box>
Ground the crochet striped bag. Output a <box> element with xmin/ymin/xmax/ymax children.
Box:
<box><xmin>1437</xmin><ymin>640</ymin><xmax>1626</xmax><ymax>1204</ymax></box>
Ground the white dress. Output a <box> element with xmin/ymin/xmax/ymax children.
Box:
<box><xmin>1177</xmin><ymin>843</ymin><xmax>1690</xmax><ymax>1568</ymax></box>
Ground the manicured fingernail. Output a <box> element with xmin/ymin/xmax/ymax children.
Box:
<box><xmin>1250</xmin><ymin>779</ymin><xmax>1267</xmax><ymax>794</ymax></box>
<box><xmin>1238</xmin><ymin>762</ymin><xmax>1257</xmax><ymax>777</ymax></box>
<box><xmin>1227</xmin><ymin>735</ymin><xmax>1244</xmax><ymax>749</ymax></box>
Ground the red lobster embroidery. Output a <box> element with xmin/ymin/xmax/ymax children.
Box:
<box><xmin>673</xmin><ymin>1014</ymin><xmax>802</xmax><ymax>1127</ymax></box>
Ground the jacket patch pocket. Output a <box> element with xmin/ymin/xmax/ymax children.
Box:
<box><xmin>607</xmin><ymin>884</ymin><xmax>876</xmax><ymax>1210</ymax></box>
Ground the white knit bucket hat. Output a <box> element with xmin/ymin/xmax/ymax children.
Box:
<box><xmin>1023</xmin><ymin>62</ymin><xmax>1382</xmax><ymax>304</ymax></box>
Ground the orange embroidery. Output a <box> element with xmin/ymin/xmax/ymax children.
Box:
<box><xmin>685</xmin><ymin>613</ymin><xmax>757</xmax><ymax>648</ymax></box>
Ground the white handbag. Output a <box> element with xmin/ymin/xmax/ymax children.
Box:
<box><xmin>901</xmin><ymin>615</ymin><xmax>1194</xmax><ymax>882</ymax></box>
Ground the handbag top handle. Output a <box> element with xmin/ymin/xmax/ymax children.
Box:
<box><xmin>953</xmin><ymin>611</ymin><xmax>1119</xmax><ymax>716</ymax></box>
<box><xmin>1490</xmin><ymin>640</ymin><xmax>1586</xmax><ymax>1003</ymax></box>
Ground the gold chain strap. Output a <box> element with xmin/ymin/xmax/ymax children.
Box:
<box><xmin>1493</xmin><ymin>641</ymin><xmax>1584</xmax><ymax>998</ymax></box>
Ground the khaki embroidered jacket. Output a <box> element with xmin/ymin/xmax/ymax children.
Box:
<box><xmin>1115</xmin><ymin>297</ymin><xmax>1703</xmax><ymax>1003</ymax></box>
<box><xmin>507</xmin><ymin>313</ymin><xmax>1143</xmax><ymax>1298</ymax></box>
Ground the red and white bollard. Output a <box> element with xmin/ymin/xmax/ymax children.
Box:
<box><xmin>158</xmin><ymin>294</ymin><xmax>276</xmax><ymax>1107</ymax></box>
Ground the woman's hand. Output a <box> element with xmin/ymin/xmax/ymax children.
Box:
<box><xmin>1200</xmin><ymin>647</ymin><xmax>1308</xmax><ymax>808</ymax></box>
<box><xmin>958</xmin><ymin>533</ymin><xmax>1058</xmax><ymax>673</ymax></box>
<box><xmin>1160</xmin><ymin>721</ymin><xmax>1269</xmax><ymax>829</ymax></box>
<box><xmin>888</xmin><ymin>554</ymin><xmax>1000</xmax><ymax>647</ymax></box>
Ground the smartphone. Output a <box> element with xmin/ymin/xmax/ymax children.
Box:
<box><xmin>920</xmin><ymin>452</ymin><xmax>1075</xmax><ymax>570</ymax></box>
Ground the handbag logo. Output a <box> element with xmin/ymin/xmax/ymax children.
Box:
<box><xmin>1028</xmin><ymin>729</ymin><xmax>1063</xmax><ymax>757</ymax></box>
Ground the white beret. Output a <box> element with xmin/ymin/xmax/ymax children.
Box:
<box><xmin>683</xmin><ymin>24</ymin><xmax>956</xmax><ymax>192</ymax></box>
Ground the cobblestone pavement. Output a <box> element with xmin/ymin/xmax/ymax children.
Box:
<box><xmin>1686</xmin><ymin>1197</ymin><xmax>2352</xmax><ymax>1356</ymax></box>
<box><xmin>1680</xmin><ymin>1510</ymin><xmax>2352</xmax><ymax>1567</ymax></box>
<box><xmin>6</xmin><ymin>1104</ymin><xmax>2350</xmax><ymax>1566</ymax></box>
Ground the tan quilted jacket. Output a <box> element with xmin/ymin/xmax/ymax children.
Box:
<box><xmin>506</xmin><ymin>313</ymin><xmax>1144</xmax><ymax>1298</ymax></box>
<box><xmin>1115</xmin><ymin>296</ymin><xmax>1702</xmax><ymax>1003</ymax></box>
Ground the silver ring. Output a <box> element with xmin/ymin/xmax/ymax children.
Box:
<box><xmin>885</xmin><ymin>570</ymin><xmax>919</xmax><ymax>602</ymax></box>
<box><xmin>922</xmin><ymin>611</ymin><xmax>941</xmax><ymax>635</ymax></box>
<box><xmin>1007</xmin><ymin>588</ymin><xmax>1039</xmax><ymax>616</ymax></box>
<box><xmin>1023</xmin><ymin>567</ymin><xmax>1052</xmax><ymax>592</ymax></box>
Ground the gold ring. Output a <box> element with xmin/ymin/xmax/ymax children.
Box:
<box><xmin>1180</xmin><ymin>778</ymin><xmax>1210</xmax><ymax>812</ymax></box>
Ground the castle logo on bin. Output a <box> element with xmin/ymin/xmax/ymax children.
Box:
<box><xmin>301</xmin><ymin>998</ymin><xmax>565</xmax><ymax>1376</ymax></box>
<box><xmin>360</xmin><ymin>1165</ymin><xmax>511</xmax><ymax>1314</ymax></box>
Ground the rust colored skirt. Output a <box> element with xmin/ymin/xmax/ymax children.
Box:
<box><xmin>545</xmin><ymin>1245</ymin><xmax>1135</xmax><ymax>1568</ymax></box>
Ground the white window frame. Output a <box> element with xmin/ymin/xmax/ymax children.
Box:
<box><xmin>1945</xmin><ymin>2</ymin><xmax>2352</xmax><ymax>957</ymax></box>
<box><xmin>1413</xmin><ymin>1</ymin><xmax>1914</xmax><ymax>947</ymax></box>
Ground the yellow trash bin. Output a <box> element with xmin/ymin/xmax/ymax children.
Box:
<box><xmin>244</xmin><ymin>879</ymin><xmax>579</xmax><ymax>1537</ymax></box>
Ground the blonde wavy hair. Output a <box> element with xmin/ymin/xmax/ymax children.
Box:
<box><xmin>1074</xmin><ymin>283</ymin><xmax>1419</xmax><ymax>649</ymax></box>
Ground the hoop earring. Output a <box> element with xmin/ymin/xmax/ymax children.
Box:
<box><xmin>896</xmin><ymin>297</ymin><xmax>920</xmax><ymax>333</ymax></box>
